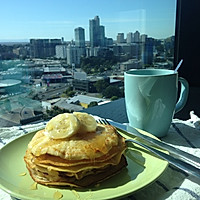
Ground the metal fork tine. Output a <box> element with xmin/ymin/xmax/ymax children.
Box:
<box><xmin>102</xmin><ymin>119</ymin><xmax>108</xmax><ymax>125</ymax></box>
<box><xmin>104</xmin><ymin>119</ymin><xmax>111</xmax><ymax>125</ymax></box>
<box><xmin>96</xmin><ymin>119</ymin><xmax>101</xmax><ymax>124</ymax></box>
<box><xmin>96</xmin><ymin>118</ymin><xmax>108</xmax><ymax>125</ymax></box>
<box><xmin>96</xmin><ymin>119</ymin><xmax>102</xmax><ymax>125</ymax></box>
<box><xmin>99</xmin><ymin>119</ymin><xmax>103</xmax><ymax>124</ymax></box>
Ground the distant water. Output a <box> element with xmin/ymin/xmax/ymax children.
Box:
<box><xmin>1</xmin><ymin>59</ymin><xmax>25</xmax><ymax>70</ymax></box>
<box><xmin>0</xmin><ymin>60</ymin><xmax>34</xmax><ymax>80</ymax></box>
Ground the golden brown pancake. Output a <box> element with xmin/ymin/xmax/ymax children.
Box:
<box><xmin>24</xmin><ymin>124</ymin><xmax>127</xmax><ymax>187</ymax></box>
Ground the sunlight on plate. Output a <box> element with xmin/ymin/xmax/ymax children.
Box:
<box><xmin>0</xmin><ymin>130</ymin><xmax>168</xmax><ymax>200</ymax></box>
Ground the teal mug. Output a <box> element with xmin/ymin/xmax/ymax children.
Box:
<box><xmin>124</xmin><ymin>69</ymin><xmax>189</xmax><ymax>138</ymax></box>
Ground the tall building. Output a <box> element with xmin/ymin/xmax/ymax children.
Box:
<box><xmin>89</xmin><ymin>16</ymin><xmax>105</xmax><ymax>47</ymax></box>
<box><xmin>75</xmin><ymin>27</ymin><xmax>85</xmax><ymax>47</ymax></box>
<box><xmin>141</xmin><ymin>37</ymin><xmax>154</xmax><ymax>65</ymax></box>
<box><xmin>113</xmin><ymin>43</ymin><xmax>140</xmax><ymax>59</ymax></box>
<box><xmin>117</xmin><ymin>33</ymin><xmax>125</xmax><ymax>43</ymax></box>
<box><xmin>105</xmin><ymin>38</ymin><xmax>113</xmax><ymax>46</ymax></box>
<box><xmin>134</xmin><ymin>31</ymin><xmax>140</xmax><ymax>43</ymax></box>
<box><xmin>74</xmin><ymin>27</ymin><xmax>86</xmax><ymax>57</ymax></box>
<box><xmin>30</xmin><ymin>39</ymin><xmax>62</xmax><ymax>58</ymax></box>
<box><xmin>56</xmin><ymin>45</ymin><xmax>67</xmax><ymax>59</ymax></box>
<box><xmin>127</xmin><ymin>32</ymin><xmax>134</xmax><ymax>43</ymax></box>
<box><xmin>66</xmin><ymin>44</ymin><xmax>80</xmax><ymax>65</ymax></box>
<box><xmin>99</xmin><ymin>25</ymin><xmax>105</xmax><ymax>46</ymax></box>
<box><xmin>141</xmin><ymin>34</ymin><xmax>148</xmax><ymax>43</ymax></box>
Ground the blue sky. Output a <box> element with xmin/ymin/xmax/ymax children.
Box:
<box><xmin>0</xmin><ymin>0</ymin><xmax>176</xmax><ymax>42</ymax></box>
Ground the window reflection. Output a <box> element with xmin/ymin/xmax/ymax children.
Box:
<box><xmin>0</xmin><ymin>0</ymin><xmax>177</xmax><ymax>127</ymax></box>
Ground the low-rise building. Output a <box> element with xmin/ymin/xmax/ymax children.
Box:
<box><xmin>41</xmin><ymin>66</ymin><xmax>68</xmax><ymax>83</ymax></box>
<box><xmin>66</xmin><ymin>95</ymin><xmax>105</xmax><ymax>108</ymax></box>
<box><xmin>119</xmin><ymin>59</ymin><xmax>142</xmax><ymax>71</ymax></box>
<box><xmin>53</xmin><ymin>98</ymin><xmax>83</xmax><ymax>111</ymax></box>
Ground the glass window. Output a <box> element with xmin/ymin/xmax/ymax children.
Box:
<box><xmin>0</xmin><ymin>0</ymin><xmax>177</xmax><ymax>127</ymax></box>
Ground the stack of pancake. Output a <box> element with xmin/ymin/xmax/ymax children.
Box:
<box><xmin>24</xmin><ymin>113</ymin><xmax>127</xmax><ymax>187</ymax></box>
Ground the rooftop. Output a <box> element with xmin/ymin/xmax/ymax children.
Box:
<box><xmin>0</xmin><ymin>79</ymin><xmax>21</xmax><ymax>88</ymax></box>
<box><xmin>53</xmin><ymin>98</ymin><xmax>83</xmax><ymax>112</ymax></box>
<box><xmin>83</xmin><ymin>98</ymin><xmax>128</xmax><ymax>123</ymax></box>
<box><xmin>66</xmin><ymin>95</ymin><xmax>104</xmax><ymax>105</ymax></box>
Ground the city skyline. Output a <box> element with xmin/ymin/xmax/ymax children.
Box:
<box><xmin>0</xmin><ymin>0</ymin><xmax>176</xmax><ymax>42</ymax></box>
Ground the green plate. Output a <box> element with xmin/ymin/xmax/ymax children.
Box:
<box><xmin>0</xmin><ymin>130</ymin><xmax>168</xmax><ymax>200</ymax></box>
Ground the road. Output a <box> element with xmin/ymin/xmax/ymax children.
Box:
<box><xmin>39</xmin><ymin>84</ymin><xmax>69</xmax><ymax>100</ymax></box>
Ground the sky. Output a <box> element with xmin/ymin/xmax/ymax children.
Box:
<box><xmin>0</xmin><ymin>0</ymin><xmax>177</xmax><ymax>42</ymax></box>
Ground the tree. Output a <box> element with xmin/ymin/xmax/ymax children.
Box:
<box><xmin>103</xmin><ymin>86</ymin><xmax>122</xmax><ymax>98</ymax></box>
<box><xmin>67</xmin><ymin>90</ymin><xmax>76</xmax><ymax>97</ymax></box>
<box><xmin>80</xmin><ymin>54</ymin><xmax>118</xmax><ymax>75</ymax></box>
<box><xmin>65</xmin><ymin>87</ymin><xmax>76</xmax><ymax>97</ymax></box>
<box><xmin>110</xmin><ymin>96</ymin><xmax>118</xmax><ymax>101</ymax></box>
<box><xmin>65</xmin><ymin>86</ymin><xmax>73</xmax><ymax>94</ymax></box>
<box><xmin>99</xmin><ymin>66</ymin><xmax>105</xmax><ymax>73</ymax></box>
<box><xmin>44</xmin><ymin>106</ymin><xmax>71</xmax><ymax>120</ymax></box>
<box><xmin>94</xmin><ymin>80</ymin><xmax>109</xmax><ymax>93</ymax></box>
<box><xmin>88</xmin><ymin>101</ymin><xmax>98</xmax><ymax>107</ymax></box>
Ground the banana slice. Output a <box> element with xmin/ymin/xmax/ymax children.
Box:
<box><xmin>73</xmin><ymin>112</ymin><xmax>97</xmax><ymax>133</ymax></box>
<box><xmin>45</xmin><ymin>113</ymin><xmax>80</xmax><ymax>139</ymax></box>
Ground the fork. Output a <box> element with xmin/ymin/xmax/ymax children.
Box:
<box><xmin>96</xmin><ymin>119</ymin><xmax>200</xmax><ymax>179</ymax></box>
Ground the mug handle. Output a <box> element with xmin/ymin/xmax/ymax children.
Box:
<box><xmin>175</xmin><ymin>77</ymin><xmax>189</xmax><ymax>113</ymax></box>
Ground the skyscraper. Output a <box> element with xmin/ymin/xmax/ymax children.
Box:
<box><xmin>127</xmin><ymin>32</ymin><xmax>134</xmax><ymax>43</ymax></box>
<box><xmin>74</xmin><ymin>27</ymin><xmax>86</xmax><ymax>57</ymax></box>
<box><xmin>30</xmin><ymin>39</ymin><xmax>62</xmax><ymax>58</ymax></box>
<box><xmin>117</xmin><ymin>33</ymin><xmax>125</xmax><ymax>43</ymax></box>
<box><xmin>141</xmin><ymin>37</ymin><xmax>154</xmax><ymax>65</ymax></box>
<box><xmin>66</xmin><ymin>44</ymin><xmax>79</xmax><ymax>65</ymax></box>
<box><xmin>56</xmin><ymin>45</ymin><xmax>67</xmax><ymax>59</ymax></box>
<box><xmin>141</xmin><ymin>34</ymin><xmax>148</xmax><ymax>43</ymax></box>
<box><xmin>74</xmin><ymin>27</ymin><xmax>85</xmax><ymax>48</ymax></box>
<box><xmin>99</xmin><ymin>25</ymin><xmax>105</xmax><ymax>46</ymax></box>
<box><xmin>89</xmin><ymin>16</ymin><xmax>105</xmax><ymax>47</ymax></box>
<box><xmin>134</xmin><ymin>31</ymin><xmax>140</xmax><ymax>43</ymax></box>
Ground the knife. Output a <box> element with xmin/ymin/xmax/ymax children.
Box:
<box><xmin>108</xmin><ymin>119</ymin><xmax>200</xmax><ymax>170</ymax></box>
<box><xmin>125</xmin><ymin>138</ymin><xmax>200</xmax><ymax>179</ymax></box>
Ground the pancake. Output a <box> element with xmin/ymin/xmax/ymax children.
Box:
<box><xmin>28</xmin><ymin>125</ymin><xmax>120</xmax><ymax>160</ymax></box>
<box><xmin>25</xmin><ymin>154</ymin><xmax>127</xmax><ymax>187</ymax></box>
<box><xmin>24</xmin><ymin>113</ymin><xmax>127</xmax><ymax>188</ymax></box>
